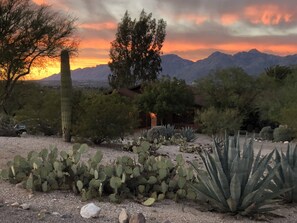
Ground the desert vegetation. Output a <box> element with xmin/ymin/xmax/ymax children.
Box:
<box><xmin>0</xmin><ymin>1</ymin><xmax>297</xmax><ymax>222</ymax></box>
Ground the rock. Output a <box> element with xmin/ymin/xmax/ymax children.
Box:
<box><xmin>15</xmin><ymin>182</ymin><xmax>24</xmax><ymax>189</ymax></box>
<box><xmin>20</xmin><ymin>203</ymin><xmax>30</xmax><ymax>210</ymax></box>
<box><xmin>162</xmin><ymin>220</ymin><xmax>172</xmax><ymax>223</ymax></box>
<box><xmin>129</xmin><ymin>213</ymin><xmax>146</xmax><ymax>223</ymax></box>
<box><xmin>80</xmin><ymin>203</ymin><xmax>101</xmax><ymax>219</ymax></box>
<box><xmin>28</xmin><ymin>194</ymin><xmax>34</xmax><ymax>199</ymax></box>
<box><xmin>119</xmin><ymin>208</ymin><xmax>129</xmax><ymax>223</ymax></box>
<box><xmin>11</xmin><ymin>202</ymin><xmax>19</xmax><ymax>207</ymax></box>
<box><xmin>284</xmin><ymin>141</ymin><xmax>289</xmax><ymax>144</ymax></box>
<box><xmin>52</xmin><ymin>212</ymin><xmax>61</xmax><ymax>216</ymax></box>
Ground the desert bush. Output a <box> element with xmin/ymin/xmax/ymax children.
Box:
<box><xmin>259</xmin><ymin>126</ymin><xmax>273</xmax><ymax>140</ymax></box>
<box><xmin>190</xmin><ymin>134</ymin><xmax>286</xmax><ymax>216</ymax></box>
<box><xmin>147</xmin><ymin>126</ymin><xmax>167</xmax><ymax>142</ymax></box>
<box><xmin>15</xmin><ymin>88</ymin><xmax>61</xmax><ymax>136</ymax></box>
<box><xmin>74</xmin><ymin>93</ymin><xmax>138</xmax><ymax>144</ymax></box>
<box><xmin>273</xmin><ymin>126</ymin><xmax>294</xmax><ymax>142</ymax></box>
<box><xmin>0</xmin><ymin>114</ymin><xmax>17</xmax><ymax>136</ymax></box>
<box><xmin>196</xmin><ymin>107</ymin><xmax>242</xmax><ymax>135</ymax></box>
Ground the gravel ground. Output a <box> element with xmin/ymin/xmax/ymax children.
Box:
<box><xmin>0</xmin><ymin>134</ymin><xmax>296</xmax><ymax>223</ymax></box>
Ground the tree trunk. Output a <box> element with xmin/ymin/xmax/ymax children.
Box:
<box><xmin>60</xmin><ymin>50</ymin><xmax>72</xmax><ymax>142</ymax></box>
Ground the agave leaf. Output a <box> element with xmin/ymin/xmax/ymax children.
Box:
<box><xmin>204</xmin><ymin>153</ymin><xmax>230</xmax><ymax>200</ymax></box>
<box><xmin>227</xmin><ymin>137</ymin><xmax>238</xmax><ymax>174</ymax></box>
<box><xmin>230</xmin><ymin>173</ymin><xmax>241</xmax><ymax>206</ymax></box>
<box><xmin>227</xmin><ymin>198</ymin><xmax>237</xmax><ymax>212</ymax></box>
<box><xmin>241</xmin><ymin>189</ymin><xmax>258</xmax><ymax>209</ymax></box>
<box><xmin>213</xmin><ymin>136</ymin><xmax>227</xmax><ymax>177</ymax></box>
<box><xmin>252</xmin><ymin>147</ymin><xmax>263</xmax><ymax>174</ymax></box>
<box><xmin>189</xmin><ymin>183</ymin><xmax>228</xmax><ymax>211</ymax></box>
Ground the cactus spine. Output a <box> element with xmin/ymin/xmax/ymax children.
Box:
<box><xmin>60</xmin><ymin>50</ymin><xmax>72</xmax><ymax>142</ymax></box>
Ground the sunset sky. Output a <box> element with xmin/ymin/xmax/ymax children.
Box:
<box><xmin>31</xmin><ymin>0</ymin><xmax>297</xmax><ymax>79</ymax></box>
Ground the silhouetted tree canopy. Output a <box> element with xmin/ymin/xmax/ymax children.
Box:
<box><xmin>108</xmin><ymin>10</ymin><xmax>166</xmax><ymax>89</ymax></box>
<box><xmin>0</xmin><ymin>0</ymin><xmax>77</xmax><ymax>113</ymax></box>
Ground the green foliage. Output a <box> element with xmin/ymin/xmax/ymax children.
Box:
<box><xmin>137</xmin><ymin>77</ymin><xmax>194</xmax><ymax>123</ymax></box>
<box><xmin>265</xmin><ymin>65</ymin><xmax>292</xmax><ymax>80</ymax></box>
<box><xmin>196</xmin><ymin>107</ymin><xmax>242</xmax><ymax>135</ymax></box>
<box><xmin>0</xmin><ymin>0</ymin><xmax>77</xmax><ymax>111</ymax></box>
<box><xmin>108</xmin><ymin>10</ymin><xmax>166</xmax><ymax>88</ymax></box>
<box><xmin>259</xmin><ymin>126</ymin><xmax>273</xmax><ymax>140</ymax></box>
<box><xmin>190</xmin><ymin>134</ymin><xmax>286</xmax><ymax>216</ymax></box>
<box><xmin>0</xmin><ymin>141</ymin><xmax>197</xmax><ymax>203</ymax></box>
<box><xmin>273</xmin><ymin>126</ymin><xmax>294</xmax><ymax>142</ymax></box>
<box><xmin>256</xmin><ymin>69</ymin><xmax>297</xmax><ymax>135</ymax></box>
<box><xmin>15</xmin><ymin>87</ymin><xmax>61</xmax><ymax>136</ymax></box>
<box><xmin>195</xmin><ymin>67</ymin><xmax>257</xmax><ymax>131</ymax></box>
<box><xmin>272</xmin><ymin>145</ymin><xmax>297</xmax><ymax>203</ymax></box>
<box><xmin>0</xmin><ymin>114</ymin><xmax>17</xmax><ymax>136</ymax></box>
<box><xmin>73</xmin><ymin>92</ymin><xmax>138</xmax><ymax>144</ymax></box>
<box><xmin>147</xmin><ymin>126</ymin><xmax>167</xmax><ymax>142</ymax></box>
<box><xmin>179</xmin><ymin>127</ymin><xmax>196</xmax><ymax>142</ymax></box>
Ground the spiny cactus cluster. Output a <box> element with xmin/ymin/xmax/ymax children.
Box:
<box><xmin>0</xmin><ymin>142</ymin><xmax>197</xmax><ymax>204</ymax></box>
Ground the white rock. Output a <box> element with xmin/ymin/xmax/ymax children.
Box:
<box><xmin>284</xmin><ymin>141</ymin><xmax>289</xmax><ymax>144</ymax></box>
<box><xmin>11</xmin><ymin>202</ymin><xmax>19</xmax><ymax>207</ymax></box>
<box><xmin>80</xmin><ymin>203</ymin><xmax>101</xmax><ymax>219</ymax></box>
<box><xmin>20</xmin><ymin>203</ymin><xmax>30</xmax><ymax>210</ymax></box>
<box><xmin>119</xmin><ymin>208</ymin><xmax>129</xmax><ymax>223</ymax></box>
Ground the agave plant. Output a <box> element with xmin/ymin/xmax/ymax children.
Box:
<box><xmin>180</xmin><ymin>126</ymin><xmax>196</xmax><ymax>142</ymax></box>
<box><xmin>190</xmin><ymin>134</ymin><xmax>286</xmax><ymax>216</ymax></box>
<box><xmin>271</xmin><ymin>145</ymin><xmax>297</xmax><ymax>203</ymax></box>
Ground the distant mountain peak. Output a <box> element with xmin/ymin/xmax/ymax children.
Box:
<box><xmin>39</xmin><ymin>50</ymin><xmax>297</xmax><ymax>86</ymax></box>
<box><xmin>248</xmin><ymin>49</ymin><xmax>261</xmax><ymax>54</ymax></box>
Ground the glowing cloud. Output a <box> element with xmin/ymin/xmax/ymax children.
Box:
<box><xmin>244</xmin><ymin>4</ymin><xmax>293</xmax><ymax>25</ymax></box>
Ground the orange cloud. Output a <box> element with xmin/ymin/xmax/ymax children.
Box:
<box><xmin>244</xmin><ymin>4</ymin><xmax>292</xmax><ymax>25</ymax></box>
<box><xmin>220</xmin><ymin>13</ymin><xmax>239</xmax><ymax>25</ymax></box>
<box><xmin>32</xmin><ymin>0</ymin><xmax>47</xmax><ymax>5</ymax></box>
<box><xmin>175</xmin><ymin>14</ymin><xmax>208</xmax><ymax>25</ymax></box>
<box><xmin>79</xmin><ymin>22</ymin><xmax>117</xmax><ymax>31</ymax></box>
<box><xmin>79</xmin><ymin>39</ymin><xmax>111</xmax><ymax>50</ymax></box>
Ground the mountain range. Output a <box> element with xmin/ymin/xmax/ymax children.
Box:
<box><xmin>40</xmin><ymin>49</ymin><xmax>297</xmax><ymax>85</ymax></box>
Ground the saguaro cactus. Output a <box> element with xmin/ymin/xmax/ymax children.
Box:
<box><xmin>60</xmin><ymin>50</ymin><xmax>72</xmax><ymax>142</ymax></box>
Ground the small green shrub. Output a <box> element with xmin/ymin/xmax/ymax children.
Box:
<box><xmin>74</xmin><ymin>93</ymin><xmax>138</xmax><ymax>144</ymax></box>
<box><xmin>190</xmin><ymin>134</ymin><xmax>286</xmax><ymax>216</ymax></box>
<box><xmin>147</xmin><ymin>126</ymin><xmax>167</xmax><ymax>142</ymax></box>
<box><xmin>0</xmin><ymin>114</ymin><xmax>17</xmax><ymax>136</ymax></box>
<box><xmin>259</xmin><ymin>126</ymin><xmax>273</xmax><ymax>140</ymax></box>
<box><xmin>196</xmin><ymin>107</ymin><xmax>242</xmax><ymax>135</ymax></box>
<box><xmin>273</xmin><ymin>126</ymin><xmax>294</xmax><ymax>142</ymax></box>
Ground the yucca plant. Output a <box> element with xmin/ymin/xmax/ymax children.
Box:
<box><xmin>271</xmin><ymin>145</ymin><xmax>297</xmax><ymax>202</ymax></box>
<box><xmin>190</xmin><ymin>134</ymin><xmax>286</xmax><ymax>216</ymax></box>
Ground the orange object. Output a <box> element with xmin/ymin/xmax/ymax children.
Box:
<box><xmin>149</xmin><ymin>112</ymin><xmax>157</xmax><ymax>127</ymax></box>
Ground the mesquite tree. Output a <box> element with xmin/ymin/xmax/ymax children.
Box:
<box><xmin>60</xmin><ymin>50</ymin><xmax>72</xmax><ymax>142</ymax></box>
<box><xmin>108</xmin><ymin>10</ymin><xmax>166</xmax><ymax>89</ymax></box>
<box><xmin>0</xmin><ymin>0</ymin><xmax>77</xmax><ymax>113</ymax></box>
